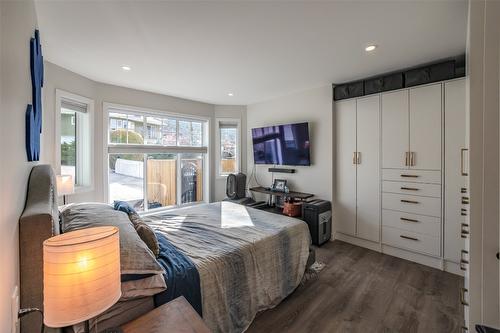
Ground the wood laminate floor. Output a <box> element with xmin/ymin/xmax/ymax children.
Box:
<box><xmin>247</xmin><ymin>240</ymin><xmax>464</xmax><ymax>333</ymax></box>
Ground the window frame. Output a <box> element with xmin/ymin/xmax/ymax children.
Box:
<box><xmin>215</xmin><ymin>118</ymin><xmax>241</xmax><ymax>178</ymax></box>
<box><xmin>55</xmin><ymin>89</ymin><xmax>94</xmax><ymax>193</ymax></box>
<box><xmin>103</xmin><ymin>102</ymin><xmax>210</xmax><ymax>212</ymax></box>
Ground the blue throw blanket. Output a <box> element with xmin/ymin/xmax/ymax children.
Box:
<box><xmin>153</xmin><ymin>232</ymin><xmax>202</xmax><ymax>316</ymax></box>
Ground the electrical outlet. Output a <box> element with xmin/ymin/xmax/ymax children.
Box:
<box><xmin>11</xmin><ymin>286</ymin><xmax>19</xmax><ymax>333</ymax></box>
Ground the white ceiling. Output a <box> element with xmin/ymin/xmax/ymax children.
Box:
<box><xmin>35</xmin><ymin>1</ymin><xmax>467</xmax><ymax>105</ymax></box>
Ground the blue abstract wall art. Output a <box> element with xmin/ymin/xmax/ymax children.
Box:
<box><xmin>26</xmin><ymin>29</ymin><xmax>44</xmax><ymax>162</ymax></box>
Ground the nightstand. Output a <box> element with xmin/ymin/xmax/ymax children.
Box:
<box><xmin>121</xmin><ymin>296</ymin><xmax>211</xmax><ymax>333</ymax></box>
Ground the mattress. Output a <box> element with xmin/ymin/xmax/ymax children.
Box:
<box><xmin>144</xmin><ymin>201</ymin><xmax>311</xmax><ymax>333</ymax></box>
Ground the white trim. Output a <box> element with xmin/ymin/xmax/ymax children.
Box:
<box><xmin>215</xmin><ymin>118</ymin><xmax>241</xmax><ymax>178</ymax></box>
<box><xmin>55</xmin><ymin>89</ymin><xmax>94</xmax><ymax>193</ymax></box>
<box><xmin>102</xmin><ymin>101</ymin><xmax>210</xmax><ymax>206</ymax></box>
<box><xmin>104</xmin><ymin>102</ymin><xmax>211</xmax><ymax>123</ymax></box>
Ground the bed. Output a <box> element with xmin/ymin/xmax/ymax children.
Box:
<box><xmin>19</xmin><ymin>165</ymin><xmax>312</xmax><ymax>333</ymax></box>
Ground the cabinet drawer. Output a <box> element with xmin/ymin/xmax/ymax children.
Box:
<box><xmin>382</xmin><ymin>193</ymin><xmax>441</xmax><ymax>217</ymax></box>
<box><xmin>382</xmin><ymin>226</ymin><xmax>440</xmax><ymax>257</ymax></box>
<box><xmin>382</xmin><ymin>169</ymin><xmax>441</xmax><ymax>184</ymax></box>
<box><xmin>382</xmin><ymin>181</ymin><xmax>441</xmax><ymax>198</ymax></box>
<box><xmin>382</xmin><ymin>209</ymin><xmax>440</xmax><ymax>236</ymax></box>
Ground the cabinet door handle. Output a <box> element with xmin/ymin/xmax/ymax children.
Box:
<box><xmin>400</xmin><ymin>235</ymin><xmax>419</xmax><ymax>241</ymax></box>
<box><xmin>461</xmin><ymin>326</ymin><xmax>468</xmax><ymax>333</ymax></box>
<box><xmin>400</xmin><ymin>217</ymin><xmax>419</xmax><ymax>223</ymax></box>
<box><xmin>460</xmin><ymin>288</ymin><xmax>469</xmax><ymax>306</ymax></box>
<box><xmin>461</xmin><ymin>148</ymin><xmax>469</xmax><ymax>176</ymax></box>
<box><xmin>405</xmin><ymin>152</ymin><xmax>409</xmax><ymax>167</ymax></box>
<box><xmin>460</xmin><ymin>262</ymin><xmax>468</xmax><ymax>271</ymax></box>
<box><xmin>400</xmin><ymin>174</ymin><xmax>419</xmax><ymax>178</ymax></box>
<box><xmin>353</xmin><ymin>152</ymin><xmax>357</xmax><ymax>165</ymax></box>
<box><xmin>357</xmin><ymin>152</ymin><xmax>361</xmax><ymax>165</ymax></box>
<box><xmin>401</xmin><ymin>199</ymin><xmax>419</xmax><ymax>204</ymax></box>
<box><xmin>461</xmin><ymin>187</ymin><xmax>467</xmax><ymax>194</ymax></box>
<box><xmin>410</xmin><ymin>152</ymin><xmax>415</xmax><ymax>167</ymax></box>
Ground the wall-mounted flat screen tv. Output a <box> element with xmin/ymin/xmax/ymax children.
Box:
<box><xmin>252</xmin><ymin>122</ymin><xmax>311</xmax><ymax>166</ymax></box>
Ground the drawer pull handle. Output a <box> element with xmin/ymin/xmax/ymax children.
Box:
<box><xmin>460</xmin><ymin>288</ymin><xmax>469</xmax><ymax>306</ymax></box>
<box><xmin>460</xmin><ymin>262</ymin><xmax>467</xmax><ymax>271</ymax></box>
<box><xmin>401</xmin><ymin>187</ymin><xmax>419</xmax><ymax>191</ymax></box>
<box><xmin>401</xmin><ymin>174</ymin><xmax>419</xmax><ymax>178</ymax></box>
<box><xmin>401</xmin><ymin>199</ymin><xmax>419</xmax><ymax>204</ymax></box>
<box><xmin>400</xmin><ymin>217</ymin><xmax>419</xmax><ymax>223</ymax></box>
<box><xmin>400</xmin><ymin>235</ymin><xmax>419</xmax><ymax>241</ymax></box>
<box><xmin>461</xmin><ymin>187</ymin><xmax>467</xmax><ymax>194</ymax></box>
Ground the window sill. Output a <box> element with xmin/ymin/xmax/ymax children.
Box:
<box><xmin>140</xmin><ymin>201</ymin><xmax>207</xmax><ymax>217</ymax></box>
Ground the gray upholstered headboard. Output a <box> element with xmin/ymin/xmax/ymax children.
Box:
<box><xmin>19</xmin><ymin>164</ymin><xmax>60</xmax><ymax>333</ymax></box>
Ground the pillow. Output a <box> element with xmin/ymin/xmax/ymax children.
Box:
<box><xmin>60</xmin><ymin>203</ymin><xmax>163</xmax><ymax>276</ymax></box>
<box><xmin>113</xmin><ymin>201</ymin><xmax>160</xmax><ymax>258</ymax></box>
<box><xmin>135</xmin><ymin>220</ymin><xmax>160</xmax><ymax>258</ymax></box>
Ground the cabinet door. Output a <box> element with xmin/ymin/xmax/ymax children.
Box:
<box><xmin>356</xmin><ymin>95</ymin><xmax>381</xmax><ymax>242</ymax></box>
<box><xmin>381</xmin><ymin>90</ymin><xmax>409</xmax><ymax>169</ymax></box>
<box><xmin>335</xmin><ymin>100</ymin><xmax>357</xmax><ymax>236</ymax></box>
<box><xmin>444</xmin><ymin>79</ymin><xmax>467</xmax><ymax>263</ymax></box>
<box><xmin>409</xmin><ymin>84</ymin><xmax>442</xmax><ymax>170</ymax></box>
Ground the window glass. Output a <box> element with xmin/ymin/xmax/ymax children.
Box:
<box><xmin>162</xmin><ymin>118</ymin><xmax>177</xmax><ymax>146</ymax></box>
<box><xmin>107</xmin><ymin>107</ymin><xmax>207</xmax><ymax>210</ymax></box>
<box><xmin>109</xmin><ymin>154</ymin><xmax>145</xmax><ymax>211</ymax></box>
<box><xmin>220</xmin><ymin>127</ymin><xmax>237</xmax><ymax>174</ymax></box>
<box><xmin>61</xmin><ymin>108</ymin><xmax>77</xmax><ymax>183</ymax></box>
<box><xmin>180</xmin><ymin>153</ymin><xmax>203</xmax><ymax>204</ymax></box>
<box><xmin>145</xmin><ymin>117</ymin><xmax>162</xmax><ymax>145</ymax></box>
<box><xmin>178</xmin><ymin>120</ymin><xmax>191</xmax><ymax>146</ymax></box>
<box><xmin>146</xmin><ymin>154</ymin><xmax>177</xmax><ymax>209</ymax></box>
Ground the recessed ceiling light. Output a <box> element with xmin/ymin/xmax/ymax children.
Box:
<box><xmin>227</xmin><ymin>92</ymin><xmax>234</xmax><ymax>97</ymax></box>
<box><xmin>121</xmin><ymin>65</ymin><xmax>131</xmax><ymax>71</ymax></box>
<box><xmin>365</xmin><ymin>45</ymin><xmax>377</xmax><ymax>52</ymax></box>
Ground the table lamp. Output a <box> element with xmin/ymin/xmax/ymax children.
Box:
<box><xmin>56</xmin><ymin>175</ymin><xmax>74</xmax><ymax>205</ymax></box>
<box><xmin>43</xmin><ymin>226</ymin><xmax>121</xmax><ymax>333</ymax></box>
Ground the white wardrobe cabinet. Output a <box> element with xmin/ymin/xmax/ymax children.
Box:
<box><xmin>334</xmin><ymin>95</ymin><xmax>380</xmax><ymax>242</ymax></box>
<box><xmin>335</xmin><ymin>78</ymin><xmax>466</xmax><ymax>276</ymax></box>
<box><xmin>444</xmin><ymin>79</ymin><xmax>467</xmax><ymax>264</ymax></box>
<box><xmin>335</xmin><ymin>99</ymin><xmax>357</xmax><ymax>236</ymax></box>
<box><xmin>409</xmin><ymin>84</ymin><xmax>442</xmax><ymax>170</ymax></box>
<box><xmin>381</xmin><ymin>90</ymin><xmax>409</xmax><ymax>169</ymax></box>
<box><xmin>381</xmin><ymin>84</ymin><xmax>442</xmax><ymax>170</ymax></box>
<box><xmin>356</xmin><ymin>96</ymin><xmax>381</xmax><ymax>242</ymax></box>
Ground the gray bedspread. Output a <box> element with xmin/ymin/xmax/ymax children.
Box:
<box><xmin>143</xmin><ymin>202</ymin><xmax>311</xmax><ymax>333</ymax></box>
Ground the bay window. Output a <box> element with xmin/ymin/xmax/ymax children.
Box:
<box><xmin>56</xmin><ymin>89</ymin><xmax>94</xmax><ymax>191</ymax></box>
<box><xmin>216</xmin><ymin>119</ymin><xmax>240</xmax><ymax>177</ymax></box>
<box><xmin>105</xmin><ymin>104</ymin><xmax>209</xmax><ymax>212</ymax></box>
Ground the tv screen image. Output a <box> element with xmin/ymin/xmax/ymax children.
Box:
<box><xmin>251</xmin><ymin>122</ymin><xmax>311</xmax><ymax>166</ymax></box>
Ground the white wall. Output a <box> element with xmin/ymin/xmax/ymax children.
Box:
<box><xmin>214</xmin><ymin>105</ymin><xmax>247</xmax><ymax>201</ymax></box>
<box><xmin>0</xmin><ymin>1</ymin><xmax>38</xmax><ymax>332</ymax></box>
<box><xmin>246</xmin><ymin>85</ymin><xmax>333</xmax><ymax>201</ymax></box>
<box><xmin>42</xmin><ymin>62</ymin><xmax>247</xmax><ymax>204</ymax></box>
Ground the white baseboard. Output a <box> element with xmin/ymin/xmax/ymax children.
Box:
<box><xmin>381</xmin><ymin>244</ymin><xmax>443</xmax><ymax>270</ymax></box>
<box><xmin>334</xmin><ymin>234</ymin><xmax>464</xmax><ymax>277</ymax></box>
<box><xmin>334</xmin><ymin>232</ymin><xmax>381</xmax><ymax>252</ymax></box>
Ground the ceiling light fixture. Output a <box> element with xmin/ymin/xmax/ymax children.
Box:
<box><xmin>365</xmin><ymin>45</ymin><xmax>377</xmax><ymax>52</ymax></box>
<box><xmin>121</xmin><ymin>65</ymin><xmax>131</xmax><ymax>71</ymax></box>
<box><xmin>227</xmin><ymin>92</ymin><xmax>234</xmax><ymax>97</ymax></box>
